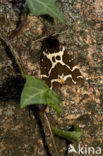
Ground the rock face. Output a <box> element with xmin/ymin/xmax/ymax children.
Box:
<box><xmin>0</xmin><ymin>0</ymin><xmax>103</xmax><ymax>156</ymax></box>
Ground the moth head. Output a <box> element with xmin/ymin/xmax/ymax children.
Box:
<box><xmin>43</xmin><ymin>36</ymin><xmax>60</xmax><ymax>53</ymax></box>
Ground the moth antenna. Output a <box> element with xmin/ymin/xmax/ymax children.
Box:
<box><xmin>33</xmin><ymin>30</ymin><xmax>68</xmax><ymax>43</ymax></box>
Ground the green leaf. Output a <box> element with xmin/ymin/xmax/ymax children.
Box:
<box><xmin>46</xmin><ymin>89</ymin><xmax>61</xmax><ymax>116</ymax></box>
<box><xmin>74</xmin><ymin>125</ymin><xmax>81</xmax><ymax>132</ymax></box>
<box><xmin>20</xmin><ymin>75</ymin><xmax>61</xmax><ymax>116</ymax></box>
<box><xmin>51</xmin><ymin>125</ymin><xmax>83</xmax><ymax>142</ymax></box>
<box><xmin>26</xmin><ymin>0</ymin><xmax>65</xmax><ymax>23</ymax></box>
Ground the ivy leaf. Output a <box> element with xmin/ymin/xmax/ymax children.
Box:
<box><xmin>26</xmin><ymin>0</ymin><xmax>65</xmax><ymax>23</ymax></box>
<box><xmin>51</xmin><ymin>125</ymin><xmax>83</xmax><ymax>142</ymax></box>
<box><xmin>20</xmin><ymin>75</ymin><xmax>61</xmax><ymax>116</ymax></box>
<box><xmin>73</xmin><ymin>125</ymin><xmax>81</xmax><ymax>132</ymax></box>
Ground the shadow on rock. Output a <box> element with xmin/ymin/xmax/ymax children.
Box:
<box><xmin>0</xmin><ymin>76</ymin><xmax>25</xmax><ymax>102</ymax></box>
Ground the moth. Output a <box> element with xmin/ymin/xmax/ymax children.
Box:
<box><xmin>41</xmin><ymin>36</ymin><xmax>83</xmax><ymax>90</ymax></box>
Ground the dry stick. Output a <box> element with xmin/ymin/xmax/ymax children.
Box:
<box><xmin>0</xmin><ymin>30</ymin><xmax>26</xmax><ymax>75</ymax></box>
<box><xmin>43</xmin><ymin>112</ymin><xmax>59</xmax><ymax>156</ymax></box>
<box><xmin>8</xmin><ymin>12</ymin><xmax>28</xmax><ymax>40</ymax></box>
<box><xmin>0</xmin><ymin>30</ymin><xmax>59</xmax><ymax>156</ymax></box>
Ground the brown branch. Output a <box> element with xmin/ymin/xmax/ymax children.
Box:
<box><xmin>0</xmin><ymin>29</ymin><xmax>26</xmax><ymax>75</ymax></box>
<box><xmin>43</xmin><ymin>112</ymin><xmax>59</xmax><ymax>156</ymax></box>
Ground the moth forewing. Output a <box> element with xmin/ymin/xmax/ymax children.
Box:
<box><xmin>41</xmin><ymin>36</ymin><xmax>83</xmax><ymax>90</ymax></box>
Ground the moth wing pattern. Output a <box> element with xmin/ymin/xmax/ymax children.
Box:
<box><xmin>41</xmin><ymin>36</ymin><xmax>83</xmax><ymax>90</ymax></box>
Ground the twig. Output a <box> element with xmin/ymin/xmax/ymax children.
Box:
<box><xmin>43</xmin><ymin>112</ymin><xmax>59</xmax><ymax>156</ymax></box>
<box><xmin>0</xmin><ymin>29</ymin><xmax>26</xmax><ymax>75</ymax></box>
<box><xmin>8</xmin><ymin>12</ymin><xmax>28</xmax><ymax>40</ymax></box>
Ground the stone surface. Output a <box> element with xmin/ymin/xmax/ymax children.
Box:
<box><xmin>0</xmin><ymin>0</ymin><xmax>103</xmax><ymax>156</ymax></box>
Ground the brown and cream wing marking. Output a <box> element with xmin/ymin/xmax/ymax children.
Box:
<box><xmin>41</xmin><ymin>36</ymin><xmax>83</xmax><ymax>90</ymax></box>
